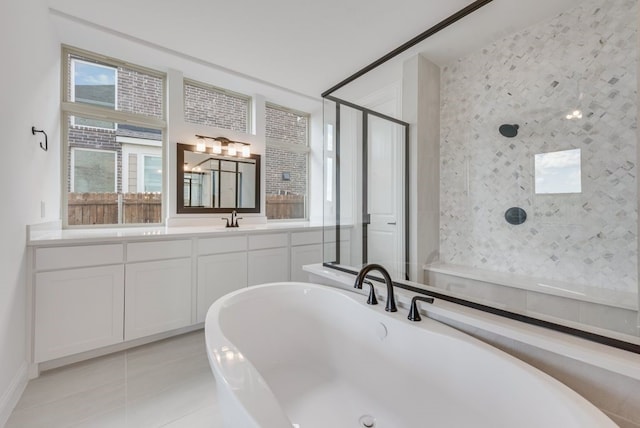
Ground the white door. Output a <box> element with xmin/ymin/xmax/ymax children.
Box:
<box><xmin>367</xmin><ymin>115</ymin><xmax>405</xmax><ymax>279</ymax></box>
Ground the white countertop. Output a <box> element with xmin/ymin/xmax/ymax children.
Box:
<box><xmin>27</xmin><ymin>221</ymin><xmax>325</xmax><ymax>246</ymax></box>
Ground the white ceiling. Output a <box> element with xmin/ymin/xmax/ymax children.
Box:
<box><xmin>47</xmin><ymin>0</ymin><xmax>581</xmax><ymax>99</ymax></box>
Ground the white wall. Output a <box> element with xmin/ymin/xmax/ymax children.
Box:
<box><xmin>0</xmin><ymin>0</ymin><xmax>61</xmax><ymax>423</ymax></box>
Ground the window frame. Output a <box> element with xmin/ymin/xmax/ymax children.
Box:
<box><xmin>265</xmin><ymin>102</ymin><xmax>311</xmax><ymax>221</ymax></box>
<box><xmin>61</xmin><ymin>45</ymin><xmax>167</xmax><ymax>228</ymax></box>
<box><xmin>183</xmin><ymin>78</ymin><xmax>252</xmax><ymax>133</ymax></box>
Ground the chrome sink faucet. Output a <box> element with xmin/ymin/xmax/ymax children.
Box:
<box><xmin>354</xmin><ymin>264</ymin><xmax>397</xmax><ymax>312</ymax></box>
<box><xmin>222</xmin><ymin>210</ymin><xmax>242</xmax><ymax>228</ymax></box>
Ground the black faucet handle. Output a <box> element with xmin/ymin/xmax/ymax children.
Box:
<box><xmin>407</xmin><ymin>295</ymin><xmax>435</xmax><ymax>321</ymax></box>
<box><xmin>221</xmin><ymin>217</ymin><xmax>230</xmax><ymax>228</ymax></box>
<box><xmin>363</xmin><ymin>280</ymin><xmax>378</xmax><ymax>305</ymax></box>
<box><xmin>234</xmin><ymin>217</ymin><xmax>243</xmax><ymax>227</ymax></box>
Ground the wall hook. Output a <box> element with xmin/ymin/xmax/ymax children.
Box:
<box><xmin>32</xmin><ymin>126</ymin><xmax>48</xmax><ymax>151</ymax></box>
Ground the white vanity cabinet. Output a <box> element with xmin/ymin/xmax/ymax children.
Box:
<box><xmin>124</xmin><ymin>240</ymin><xmax>193</xmax><ymax>341</ymax></box>
<box><xmin>33</xmin><ymin>245</ymin><xmax>125</xmax><ymax>362</ymax></box>
<box><xmin>196</xmin><ymin>236</ymin><xmax>248</xmax><ymax>323</ymax></box>
<box><xmin>28</xmin><ymin>225</ymin><xmax>329</xmax><ymax>368</ymax></box>
<box><xmin>248</xmin><ymin>233</ymin><xmax>289</xmax><ymax>286</ymax></box>
<box><xmin>290</xmin><ymin>231</ymin><xmax>323</xmax><ymax>282</ymax></box>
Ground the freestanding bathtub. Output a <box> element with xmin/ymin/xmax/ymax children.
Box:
<box><xmin>204</xmin><ymin>282</ymin><xmax>617</xmax><ymax>428</ymax></box>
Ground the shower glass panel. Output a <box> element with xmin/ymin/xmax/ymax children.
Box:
<box><xmin>320</xmin><ymin>0</ymin><xmax>639</xmax><ymax>349</ymax></box>
<box><xmin>322</xmin><ymin>97</ymin><xmax>409</xmax><ymax>281</ymax></box>
<box><xmin>435</xmin><ymin>0</ymin><xmax>639</xmax><ymax>344</ymax></box>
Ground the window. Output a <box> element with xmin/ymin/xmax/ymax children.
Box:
<box><xmin>62</xmin><ymin>47</ymin><xmax>166</xmax><ymax>226</ymax></box>
<box><xmin>184</xmin><ymin>80</ymin><xmax>250</xmax><ymax>132</ymax></box>
<box><xmin>143</xmin><ymin>156</ymin><xmax>162</xmax><ymax>192</ymax></box>
<box><xmin>265</xmin><ymin>103</ymin><xmax>310</xmax><ymax>219</ymax></box>
<box><xmin>534</xmin><ymin>149</ymin><xmax>582</xmax><ymax>194</ymax></box>
<box><xmin>70</xmin><ymin>59</ymin><xmax>117</xmax><ymax>129</ymax></box>
<box><xmin>71</xmin><ymin>148</ymin><xmax>116</xmax><ymax>192</ymax></box>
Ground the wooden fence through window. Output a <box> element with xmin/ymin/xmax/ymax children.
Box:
<box><xmin>266</xmin><ymin>194</ymin><xmax>305</xmax><ymax>219</ymax></box>
<box><xmin>68</xmin><ymin>193</ymin><xmax>162</xmax><ymax>225</ymax></box>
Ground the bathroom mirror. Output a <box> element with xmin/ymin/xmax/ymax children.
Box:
<box><xmin>176</xmin><ymin>143</ymin><xmax>260</xmax><ymax>213</ymax></box>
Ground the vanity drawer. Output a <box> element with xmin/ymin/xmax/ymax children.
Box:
<box><xmin>198</xmin><ymin>235</ymin><xmax>247</xmax><ymax>255</ymax></box>
<box><xmin>127</xmin><ymin>240</ymin><xmax>191</xmax><ymax>262</ymax></box>
<box><xmin>249</xmin><ymin>233</ymin><xmax>288</xmax><ymax>250</ymax></box>
<box><xmin>35</xmin><ymin>244</ymin><xmax>124</xmax><ymax>271</ymax></box>
<box><xmin>291</xmin><ymin>230</ymin><xmax>322</xmax><ymax>246</ymax></box>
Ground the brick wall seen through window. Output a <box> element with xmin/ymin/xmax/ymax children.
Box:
<box><xmin>265</xmin><ymin>103</ymin><xmax>309</xmax><ymax>220</ymax></box>
<box><xmin>184</xmin><ymin>81</ymin><xmax>249</xmax><ymax>132</ymax></box>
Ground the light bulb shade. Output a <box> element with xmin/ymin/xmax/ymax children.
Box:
<box><xmin>196</xmin><ymin>140</ymin><xmax>206</xmax><ymax>152</ymax></box>
<box><xmin>241</xmin><ymin>144</ymin><xmax>251</xmax><ymax>157</ymax></box>
<box><xmin>227</xmin><ymin>143</ymin><xmax>237</xmax><ymax>156</ymax></box>
<box><xmin>212</xmin><ymin>140</ymin><xmax>222</xmax><ymax>154</ymax></box>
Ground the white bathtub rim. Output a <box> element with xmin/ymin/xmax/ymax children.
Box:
<box><xmin>204</xmin><ymin>284</ymin><xmax>295</xmax><ymax>428</ymax></box>
<box><xmin>205</xmin><ymin>281</ymin><xmax>617</xmax><ymax>427</ymax></box>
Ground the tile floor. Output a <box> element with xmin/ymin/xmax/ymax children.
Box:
<box><xmin>6</xmin><ymin>331</ymin><xmax>223</xmax><ymax>427</ymax></box>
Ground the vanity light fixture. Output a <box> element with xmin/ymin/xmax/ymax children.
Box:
<box><xmin>194</xmin><ymin>134</ymin><xmax>251</xmax><ymax>158</ymax></box>
<box><xmin>196</xmin><ymin>136</ymin><xmax>207</xmax><ymax>152</ymax></box>
<box><xmin>212</xmin><ymin>140</ymin><xmax>222</xmax><ymax>154</ymax></box>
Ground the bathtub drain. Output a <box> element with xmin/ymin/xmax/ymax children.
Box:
<box><xmin>358</xmin><ymin>415</ymin><xmax>376</xmax><ymax>428</ymax></box>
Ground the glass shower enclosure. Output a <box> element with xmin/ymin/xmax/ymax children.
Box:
<box><xmin>322</xmin><ymin>96</ymin><xmax>410</xmax><ymax>282</ymax></box>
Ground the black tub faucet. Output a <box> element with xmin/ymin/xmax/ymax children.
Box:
<box><xmin>407</xmin><ymin>295</ymin><xmax>435</xmax><ymax>321</ymax></box>
<box><xmin>354</xmin><ymin>264</ymin><xmax>396</xmax><ymax>312</ymax></box>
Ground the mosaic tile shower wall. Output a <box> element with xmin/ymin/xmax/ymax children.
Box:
<box><xmin>439</xmin><ymin>0</ymin><xmax>638</xmax><ymax>292</ymax></box>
